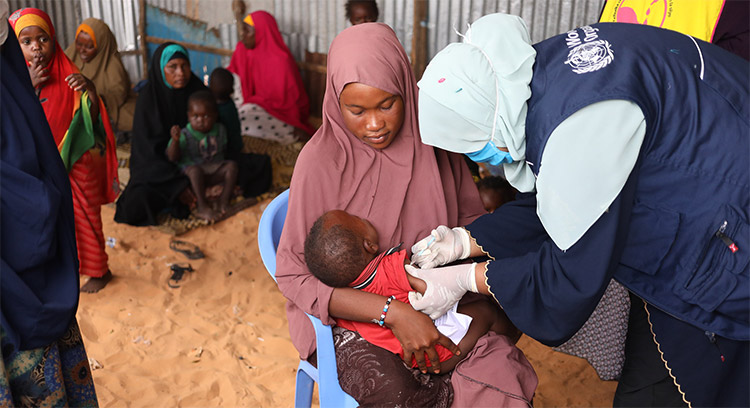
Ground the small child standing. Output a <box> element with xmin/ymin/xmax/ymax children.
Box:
<box><xmin>208</xmin><ymin>67</ymin><xmax>243</xmax><ymax>156</ymax></box>
<box><xmin>345</xmin><ymin>0</ymin><xmax>379</xmax><ymax>25</ymax></box>
<box><xmin>304</xmin><ymin>209</ymin><xmax>523</xmax><ymax>373</ymax></box>
<box><xmin>208</xmin><ymin>67</ymin><xmax>274</xmax><ymax>199</ymax></box>
<box><xmin>166</xmin><ymin>90</ymin><xmax>238</xmax><ymax>221</ymax></box>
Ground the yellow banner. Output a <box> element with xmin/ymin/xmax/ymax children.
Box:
<box><xmin>600</xmin><ymin>0</ymin><xmax>725</xmax><ymax>41</ymax></box>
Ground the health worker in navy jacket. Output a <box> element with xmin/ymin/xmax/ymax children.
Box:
<box><xmin>407</xmin><ymin>13</ymin><xmax>749</xmax><ymax>408</ymax></box>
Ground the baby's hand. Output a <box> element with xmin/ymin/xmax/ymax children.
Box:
<box><xmin>170</xmin><ymin>125</ymin><xmax>181</xmax><ymax>140</ymax></box>
<box><xmin>405</xmin><ymin>267</ymin><xmax>427</xmax><ymax>295</ymax></box>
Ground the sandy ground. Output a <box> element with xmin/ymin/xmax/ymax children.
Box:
<box><xmin>77</xmin><ymin>202</ymin><xmax>617</xmax><ymax>407</ymax></box>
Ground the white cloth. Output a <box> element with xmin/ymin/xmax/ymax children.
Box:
<box><xmin>232</xmin><ymin>72</ymin><xmax>297</xmax><ymax>144</ymax></box>
<box><xmin>433</xmin><ymin>302</ymin><xmax>473</xmax><ymax>346</ymax></box>
<box><xmin>237</xmin><ymin>103</ymin><xmax>297</xmax><ymax>144</ymax></box>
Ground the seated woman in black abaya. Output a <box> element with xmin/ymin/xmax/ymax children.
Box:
<box><xmin>115</xmin><ymin>43</ymin><xmax>271</xmax><ymax>226</ymax></box>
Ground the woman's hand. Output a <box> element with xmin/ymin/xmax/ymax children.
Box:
<box><xmin>410</xmin><ymin>226</ymin><xmax>471</xmax><ymax>268</ymax></box>
<box><xmin>386</xmin><ymin>301</ymin><xmax>460</xmax><ymax>374</ymax></box>
<box><xmin>28</xmin><ymin>55</ymin><xmax>49</xmax><ymax>88</ymax></box>
<box><xmin>405</xmin><ymin>263</ymin><xmax>478</xmax><ymax>319</ymax></box>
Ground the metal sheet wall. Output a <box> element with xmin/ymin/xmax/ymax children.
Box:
<box><xmin>427</xmin><ymin>0</ymin><xmax>605</xmax><ymax>58</ymax></box>
<box><xmin>20</xmin><ymin>0</ymin><xmax>607</xmax><ymax>83</ymax></box>
<box><xmin>78</xmin><ymin>0</ymin><xmax>230</xmax><ymax>83</ymax></box>
<box><xmin>8</xmin><ymin>0</ymin><xmax>80</xmax><ymax>47</ymax></box>
<box><xmin>270</xmin><ymin>0</ymin><xmax>605</xmax><ymax>60</ymax></box>
<box><xmin>79</xmin><ymin>0</ymin><xmax>142</xmax><ymax>83</ymax></box>
<box><xmin>270</xmin><ymin>0</ymin><xmax>412</xmax><ymax>59</ymax></box>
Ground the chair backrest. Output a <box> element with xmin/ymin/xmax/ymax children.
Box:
<box><xmin>258</xmin><ymin>189</ymin><xmax>289</xmax><ymax>281</ymax></box>
<box><xmin>257</xmin><ymin>189</ymin><xmax>358</xmax><ymax>408</ymax></box>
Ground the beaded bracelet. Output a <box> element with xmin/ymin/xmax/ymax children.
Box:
<box><xmin>372</xmin><ymin>295</ymin><xmax>396</xmax><ymax>327</ymax></box>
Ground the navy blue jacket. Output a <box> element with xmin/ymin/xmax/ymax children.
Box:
<box><xmin>468</xmin><ymin>23</ymin><xmax>748</xmax><ymax>406</ymax></box>
<box><xmin>525</xmin><ymin>22</ymin><xmax>749</xmax><ymax>341</ymax></box>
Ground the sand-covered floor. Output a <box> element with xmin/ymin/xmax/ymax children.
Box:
<box><xmin>77</xmin><ymin>202</ymin><xmax>617</xmax><ymax>407</ymax></box>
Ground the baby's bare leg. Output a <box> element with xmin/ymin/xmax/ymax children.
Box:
<box><xmin>438</xmin><ymin>301</ymin><xmax>495</xmax><ymax>372</ymax></box>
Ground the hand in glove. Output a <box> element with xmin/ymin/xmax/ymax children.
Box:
<box><xmin>410</xmin><ymin>225</ymin><xmax>471</xmax><ymax>269</ymax></box>
<box><xmin>405</xmin><ymin>263</ymin><xmax>478</xmax><ymax>320</ymax></box>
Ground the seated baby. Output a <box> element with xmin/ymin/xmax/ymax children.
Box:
<box><xmin>304</xmin><ymin>209</ymin><xmax>520</xmax><ymax>372</ymax></box>
<box><xmin>166</xmin><ymin>90</ymin><xmax>238</xmax><ymax>221</ymax></box>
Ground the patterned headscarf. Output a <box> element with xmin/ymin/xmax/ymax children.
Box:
<box><xmin>8</xmin><ymin>6</ymin><xmax>53</xmax><ymax>38</ymax></box>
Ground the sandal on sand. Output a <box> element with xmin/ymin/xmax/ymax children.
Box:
<box><xmin>169</xmin><ymin>239</ymin><xmax>205</xmax><ymax>260</ymax></box>
<box><xmin>168</xmin><ymin>263</ymin><xmax>194</xmax><ymax>288</ymax></box>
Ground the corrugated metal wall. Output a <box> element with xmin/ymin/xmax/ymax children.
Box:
<box><xmin>11</xmin><ymin>0</ymin><xmax>606</xmax><ymax>82</ymax></box>
<box><xmin>273</xmin><ymin>0</ymin><xmax>415</xmax><ymax>59</ymax></box>
<box><xmin>76</xmin><ymin>0</ymin><xmax>227</xmax><ymax>83</ymax></box>
<box><xmin>427</xmin><ymin>0</ymin><xmax>605</xmax><ymax>57</ymax></box>
<box><xmin>79</xmin><ymin>0</ymin><xmax>142</xmax><ymax>83</ymax></box>
<box><xmin>8</xmin><ymin>0</ymin><xmax>80</xmax><ymax>47</ymax></box>
<box><xmin>145</xmin><ymin>4</ymin><xmax>226</xmax><ymax>85</ymax></box>
<box><xmin>273</xmin><ymin>0</ymin><xmax>606</xmax><ymax>60</ymax></box>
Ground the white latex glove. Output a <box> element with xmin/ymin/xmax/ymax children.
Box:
<box><xmin>410</xmin><ymin>225</ymin><xmax>471</xmax><ymax>269</ymax></box>
<box><xmin>406</xmin><ymin>263</ymin><xmax>478</xmax><ymax>320</ymax></box>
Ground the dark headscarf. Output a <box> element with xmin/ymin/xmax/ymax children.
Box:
<box><xmin>1</xmin><ymin>24</ymin><xmax>79</xmax><ymax>355</ymax></box>
<box><xmin>114</xmin><ymin>42</ymin><xmax>206</xmax><ymax>225</ymax></box>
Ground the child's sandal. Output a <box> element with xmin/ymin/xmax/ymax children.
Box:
<box><xmin>167</xmin><ymin>263</ymin><xmax>194</xmax><ymax>288</ymax></box>
<box><xmin>169</xmin><ymin>239</ymin><xmax>205</xmax><ymax>259</ymax></box>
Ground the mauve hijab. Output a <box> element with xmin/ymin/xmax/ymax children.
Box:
<box><xmin>275</xmin><ymin>23</ymin><xmax>485</xmax><ymax>358</ymax></box>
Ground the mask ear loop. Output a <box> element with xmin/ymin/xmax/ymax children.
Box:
<box><xmin>453</xmin><ymin>22</ymin><xmax>469</xmax><ymax>41</ymax></box>
<box><xmin>455</xmin><ymin>22</ymin><xmax>510</xmax><ymax>162</ymax></box>
<box><xmin>462</xmin><ymin>37</ymin><xmax>502</xmax><ymax>158</ymax></box>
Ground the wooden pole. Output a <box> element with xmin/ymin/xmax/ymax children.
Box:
<box><xmin>411</xmin><ymin>0</ymin><xmax>428</xmax><ymax>81</ymax></box>
<box><xmin>138</xmin><ymin>0</ymin><xmax>148</xmax><ymax>78</ymax></box>
<box><xmin>232</xmin><ymin>0</ymin><xmax>246</xmax><ymax>40</ymax></box>
<box><xmin>145</xmin><ymin>36</ymin><xmax>234</xmax><ymax>57</ymax></box>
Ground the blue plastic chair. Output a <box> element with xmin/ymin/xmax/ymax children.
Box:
<box><xmin>258</xmin><ymin>189</ymin><xmax>358</xmax><ymax>408</ymax></box>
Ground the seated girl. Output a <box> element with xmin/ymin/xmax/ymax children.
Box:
<box><xmin>228</xmin><ymin>11</ymin><xmax>315</xmax><ymax>144</ymax></box>
<box><xmin>65</xmin><ymin>17</ymin><xmax>137</xmax><ymax>135</ymax></box>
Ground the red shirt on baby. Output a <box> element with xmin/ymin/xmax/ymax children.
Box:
<box><xmin>335</xmin><ymin>247</ymin><xmax>455</xmax><ymax>367</ymax></box>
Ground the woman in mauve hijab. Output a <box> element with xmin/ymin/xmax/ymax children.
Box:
<box><xmin>275</xmin><ymin>22</ymin><xmax>537</xmax><ymax>407</ymax></box>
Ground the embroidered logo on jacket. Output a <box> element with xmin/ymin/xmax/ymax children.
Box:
<box><xmin>564</xmin><ymin>26</ymin><xmax>614</xmax><ymax>74</ymax></box>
